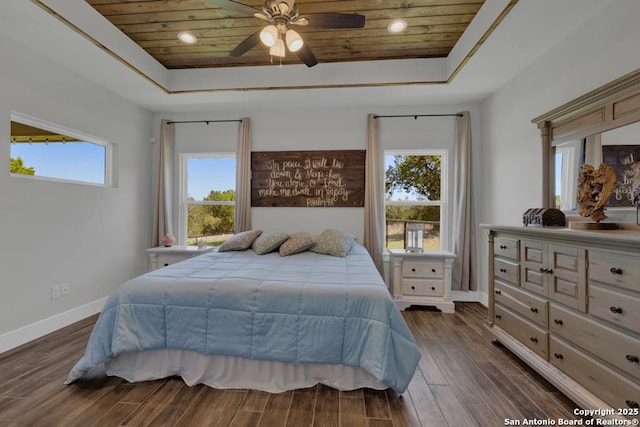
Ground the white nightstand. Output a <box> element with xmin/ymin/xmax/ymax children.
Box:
<box><xmin>146</xmin><ymin>245</ymin><xmax>216</xmax><ymax>271</ymax></box>
<box><xmin>388</xmin><ymin>249</ymin><xmax>456</xmax><ymax>313</ymax></box>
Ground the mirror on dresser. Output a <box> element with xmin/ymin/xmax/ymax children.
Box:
<box><xmin>554</xmin><ymin>121</ymin><xmax>640</xmax><ymax>212</ymax></box>
<box><xmin>533</xmin><ymin>68</ymin><xmax>640</xmax><ymax>229</ymax></box>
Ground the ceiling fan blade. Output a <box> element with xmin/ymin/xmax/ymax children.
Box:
<box><xmin>295</xmin><ymin>43</ymin><xmax>318</xmax><ymax>67</ymax></box>
<box><xmin>230</xmin><ymin>30</ymin><xmax>261</xmax><ymax>57</ymax></box>
<box><xmin>200</xmin><ymin>0</ymin><xmax>261</xmax><ymax>16</ymax></box>
<box><xmin>299</xmin><ymin>13</ymin><xmax>365</xmax><ymax>29</ymax></box>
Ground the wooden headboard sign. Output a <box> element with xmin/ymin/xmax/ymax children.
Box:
<box><xmin>251</xmin><ymin>150</ymin><xmax>365</xmax><ymax>207</ymax></box>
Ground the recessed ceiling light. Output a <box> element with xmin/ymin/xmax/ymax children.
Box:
<box><xmin>387</xmin><ymin>19</ymin><xmax>407</xmax><ymax>34</ymax></box>
<box><xmin>177</xmin><ymin>31</ymin><xmax>197</xmax><ymax>44</ymax></box>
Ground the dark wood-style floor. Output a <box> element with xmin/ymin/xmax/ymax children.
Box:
<box><xmin>0</xmin><ymin>303</ymin><xmax>582</xmax><ymax>426</ymax></box>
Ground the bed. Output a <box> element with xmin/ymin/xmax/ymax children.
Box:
<box><xmin>66</xmin><ymin>233</ymin><xmax>421</xmax><ymax>394</ymax></box>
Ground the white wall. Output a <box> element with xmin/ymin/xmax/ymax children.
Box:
<box><xmin>0</xmin><ymin>34</ymin><xmax>153</xmax><ymax>350</ymax></box>
<box><xmin>152</xmin><ymin>104</ymin><xmax>481</xmax><ymax>247</ymax></box>
<box><xmin>477</xmin><ymin>1</ymin><xmax>640</xmax><ymax>298</ymax></box>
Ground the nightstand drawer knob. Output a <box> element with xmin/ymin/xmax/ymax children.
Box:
<box><xmin>495</xmin><ymin>290</ymin><xmax>501</xmax><ymax>295</ymax></box>
<box><xmin>530</xmin><ymin>307</ymin><xmax>538</xmax><ymax>313</ymax></box>
<box><xmin>530</xmin><ymin>337</ymin><xmax>538</xmax><ymax>344</ymax></box>
<box><xmin>411</xmin><ymin>268</ymin><xmax>416</xmax><ymax>272</ymax></box>
<box><xmin>610</xmin><ymin>267</ymin><xmax>623</xmax><ymax>275</ymax></box>
<box><xmin>495</xmin><ymin>314</ymin><xmax>502</xmax><ymax>320</ymax></box>
<box><xmin>431</xmin><ymin>268</ymin><xmax>436</xmax><ymax>273</ymax></box>
<box><xmin>431</xmin><ymin>286</ymin><xmax>436</xmax><ymax>291</ymax></box>
<box><xmin>554</xmin><ymin>319</ymin><xmax>563</xmax><ymax>325</ymax></box>
<box><xmin>553</xmin><ymin>353</ymin><xmax>563</xmax><ymax>360</ymax></box>
<box><xmin>411</xmin><ymin>286</ymin><xmax>416</xmax><ymax>290</ymax></box>
<box><xmin>499</xmin><ymin>268</ymin><xmax>507</xmax><ymax>273</ymax></box>
<box><xmin>610</xmin><ymin>306</ymin><xmax>623</xmax><ymax>314</ymax></box>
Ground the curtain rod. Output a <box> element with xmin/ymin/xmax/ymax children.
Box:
<box><xmin>373</xmin><ymin>113</ymin><xmax>462</xmax><ymax>119</ymax></box>
<box><xmin>166</xmin><ymin>119</ymin><xmax>241</xmax><ymax>125</ymax></box>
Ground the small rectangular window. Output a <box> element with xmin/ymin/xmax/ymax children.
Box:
<box><xmin>10</xmin><ymin>115</ymin><xmax>111</xmax><ymax>186</ymax></box>
<box><xmin>384</xmin><ymin>151</ymin><xmax>447</xmax><ymax>251</ymax></box>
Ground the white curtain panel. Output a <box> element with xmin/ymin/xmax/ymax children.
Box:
<box><xmin>235</xmin><ymin>117</ymin><xmax>252</xmax><ymax>233</ymax></box>
<box><xmin>364</xmin><ymin>114</ymin><xmax>385</xmax><ymax>275</ymax></box>
<box><xmin>452</xmin><ymin>112</ymin><xmax>477</xmax><ymax>291</ymax></box>
<box><xmin>151</xmin><ymin>120</ymin><xmax>174</xmax><ymax>247</ymax></box>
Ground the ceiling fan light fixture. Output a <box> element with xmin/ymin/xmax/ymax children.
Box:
<box><xmin>177</xmin><ymin>31</ymin><xmax>197</xmax><ymax>44</ymax></box>
<box><xmin>260</xmin><ymin>25</ymin><xmax>279</xmax><ymax>47</ymax></box>
<box><xmin>286</xmin><ymin>29</ymin><xmax>303</xmax><ymax>52</ymax></box>
<box><xmin>269</xmin><ymin>39</ymin><xmax>286</xmax><ymax>57</ymax></box>
<box><xmin>387</xmin><ymin>19</ymin><xmax>407</xmax><ymax>34</ymax></box>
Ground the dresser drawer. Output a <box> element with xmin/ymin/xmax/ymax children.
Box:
<box><xmin>589</xmin><ymin>285</ymin><xmax>640</xmax><ymax>333</ymax></box>
<box><xmin>494</xmin><ymin>237</ymin><xmax>519</xmax><ymax>261</ymax></box>
<box><xmin>495</xmin><ymin>280</ymin><xmax>548</xmax><ymax>327</ymax></box>
<box><xmin>550</xmin><ymin>303</ymin><xmax>640</xmax><ymax>381</ymax></box>
<box><xmin>494</xmin><ymin>258</ymin><xmax>520</xmax><ymax>285</ymax></box>
<box><xmin>402</xmin><ymin>279</ymin><xmax>444</xmax><ymax>297</ymax></box>
<box><xmin>494</xmin><ymin>304</ymin><xmax>548</xmax><ymax>359</ymax></box>
<box><xmin>550</xmin><ymin>336</ymin><xmax>640</xmax><ymax>412</ymax></box>
<box><xmin>590</xmin><ymin>251</ymin><xmax>640</xmax><ymax>293</ymax></box>
<box><xmin>402</xmin><ymin>261</ymin><xmax>443</xmax><ymax>278</ymax></box>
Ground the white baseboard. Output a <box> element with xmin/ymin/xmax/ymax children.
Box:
<box><xmin>451</xmin><ymin>290</ymin><xmax>488</xmax><ymax>307</ymax></box>
<box><xmin>0</xmin><ymin>297</ymin><xmax>107</xmax><ymax>354</ymax></box>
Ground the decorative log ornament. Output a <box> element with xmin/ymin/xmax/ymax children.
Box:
<box><xmin>577</xmin><ymin>163</ymin><xmax>617</xmax><ymax>222</ymax></box>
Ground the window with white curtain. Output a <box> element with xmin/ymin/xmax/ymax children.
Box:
<box><xmin>179</xmin><ymin>153</ymin><xmax>236</xmax><ymax>246</ymax></box>
<box><xmin>384</xmin><ymin>150</ymin><xmax>447</xmax><ymax>250</ymax></box>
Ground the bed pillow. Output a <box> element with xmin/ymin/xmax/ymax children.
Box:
<box><xmin>218</xmin><ymin>230</ymin><xmax>263</xmax><ymax>252</ymax></box>
<box><xmin>252</xmin><ymin>231</ymin><xmax>289</xmax><ymax>255</ymax></box>
<box><xmin>310</xmin><ymin>229</ymin><xmax>354</xmax><ymax>257</ymax></box>
<box><xmin>279</xmin><ymin>232</ymin><xmax>315</xmax><ymax>256</ymax></box>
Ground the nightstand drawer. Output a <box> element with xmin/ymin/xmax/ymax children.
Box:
<box><xmin>402</xmin><ymin>262</ymin><xmax>443</xmax><ymax>278</ymax></box>
<box><xmin>402</xmin><ymin>279</ymin><xmax>444</xmax><ymax>297</ymax></box>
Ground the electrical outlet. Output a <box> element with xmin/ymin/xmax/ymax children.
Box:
<box><xmin>51</xmin><ymin>285</ymin><xmax>61</xmax><ymax>300</ymax></box>
<box><xmin>61</xmin><ymin>283</ymin><xmax>69</xmax><ymax>296</ymax></box>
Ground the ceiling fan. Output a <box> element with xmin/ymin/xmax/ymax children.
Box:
<box><xmin>202</xmin><ymin>0</ymin><xmax>366</xmax><ymax>67</ymax></box>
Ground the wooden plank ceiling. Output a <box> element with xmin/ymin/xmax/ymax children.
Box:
<box><xmin>86</xmin><ymin>0</ymin><xmax>484</xmax><ymax>69</ymax></box>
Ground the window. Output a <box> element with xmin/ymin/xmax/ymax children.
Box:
<box><xmin>10</xmin><ymin>114</ymin><xmax>112</xmax><ymax>186</ymax></box>
<box><xmin>384</xmin><ymin>150</ymin><xmax>447</xmax><ymax>251</ymax></box>
<box><xmin>179</xmin><ymin>153</ymin><xmax>236</xmax><ymax>246</ymax></box>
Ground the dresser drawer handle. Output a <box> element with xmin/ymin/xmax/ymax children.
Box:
<box><xmin>495</xmin><ymin>314</ymin><xmax>502</xmax><ymax>320</ymax></box>
<box><xmin>411</xmin><ymin>286</ymin><xmax>416</xmax><ymax>290</ymax></box>
<box><xmin>431</xmin><ymin>286</ymin><xmax>436</xmax><ymax>291</ymax></box>
<box><xmin>499</xmin><ymin>245</ymin><xmax>507</xmax><ymax>249</ymax></box>
<box><xmin>495</xmin><ymin>290</ymin><xmax>502</xmax><ymax>295</ymax></box>
<box><xmin>554</xmin><ymin>319</ymin><xmax>563</xmax><ymax>326</ymax></box>
<box><xmin>530</xmin><ymin>337</ymin><xmax>538</xmax><ymax>344</ymax></box>
<box><xmin>610</xmin><ymin>267</ymin><xmax>623</xmax><ymax>275</ymax></box>
<box><xmin>539</xmin><ymin>267</ymin><xmax>547</xmax><ymax>273</ymax></box>
<box><xmin>530</xmin><ymin>307</ymin><xmax>538</xmax><ymax>313</ymax></box>
<box><xmin>626</xmin><ymin>355</ymin><xmax>639</xmax><ymax>364</ymax></box>
<box><xmin>431</xmin><ymin>268</ymin><xmax>436</xmax><ymax>273</ymax></box>
<box><xmin>610</xmin><ymin>306</ymin><xmax>623</xmax><ymax>314</ymax></box>
<box><xmin>627</xmin><ymin>400</ymin><xmax>639</xmax><ymax>409</ymax></box>
<box><xmin>553</xmin><ymin>353</ymin><xmax>563</xmax><ymax>360</ymax></box>
<box><xmin>411</xmin><ymin>268</ymin><xmax>416</xmax><ymax>272</ymax></box>
<box><xmin>499</xmin><ymin>268</ymin><xmax>507</xmax><ymax>273</ymax></box>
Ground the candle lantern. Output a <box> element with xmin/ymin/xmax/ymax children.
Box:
<box><xmin>405</xmin><ymin>223</ymin><xmax>424</xmax><ymax>253</ymax></box>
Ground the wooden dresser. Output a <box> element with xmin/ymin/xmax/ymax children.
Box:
<box><xmin>485</xmin><ymin>225</ymin><xmax>640</xmax><ymax>420</ymax></box>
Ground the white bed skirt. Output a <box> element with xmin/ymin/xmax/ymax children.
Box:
<box><xmin>105</xmin><ymin>350</ymin><xmax>387</xmax><ymax>393</ymax></box>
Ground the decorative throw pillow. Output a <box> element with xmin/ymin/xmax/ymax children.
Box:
<box><xmin>218</xmin><ymin>230</ymin><xmax>263</xmax><ymax>252</ymax></box>
<box><xmin>309</xmin><ymin>229</ymin><xmax>354</xmax><ymax>257</ymax></box>
<box><xmin>279</xmin><ymin>232</ymin><xmax>315</xmax><ymax>256</ymax></box>
<box><xmin>252</xmin><ymin>231</ymin><xmax>289</xmax><ymax>255</ymax></box>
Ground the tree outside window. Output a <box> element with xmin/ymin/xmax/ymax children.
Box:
<box><xmin>384</xmin><ymin>151</ymin><xmax>447</xmax><ymax>250</ymax></box>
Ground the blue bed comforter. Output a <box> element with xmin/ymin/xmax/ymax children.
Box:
<box><xmin>66</xmin><ymin>244</ymin><xmax>421</xmax><ymax>393</ymax></box>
